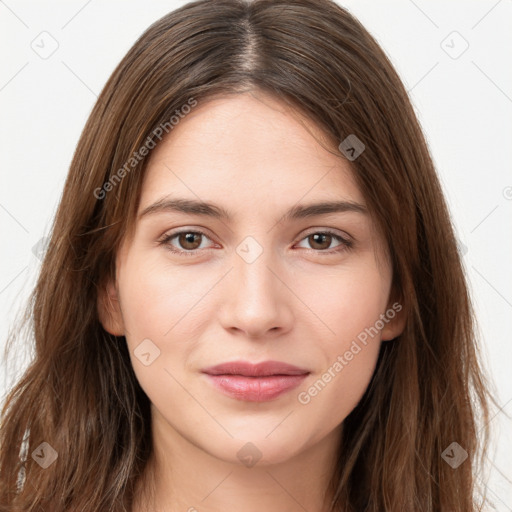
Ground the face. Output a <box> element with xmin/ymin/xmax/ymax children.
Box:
<box><xmin>99</xmin><ymin>91</ymin><xmax>404</xmax><ymax>467</ymax></box>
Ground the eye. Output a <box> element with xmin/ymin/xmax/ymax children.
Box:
<box><xmin>159</xmin><ymin>229</ymin><xmax>215</xmax><ymax>255</ymax></box>
<box><xmin>295</xmin><ymin>230</ymin><xmax>352</xmax><ymax>254</ymax></box>
<box><xmin>159</xmin><ymin>228</ymin><xmax>353</xmax><ymax>257</ymax></box>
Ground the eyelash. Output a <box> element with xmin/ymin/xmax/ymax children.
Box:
<box><xmin>158</xmin><ymin>229</ymin><xmax>353</xmax><ymax>257</ymax></box>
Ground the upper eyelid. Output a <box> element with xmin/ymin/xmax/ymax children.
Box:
<box><xmin>160</xmin><ymin>227</ymin><xmax>214</xmax><ymax>244</ymax></box>
<box><xmin>161</xmin><ymin>227</ymin><xmax>351</xmax><ymax>248</ymax></box>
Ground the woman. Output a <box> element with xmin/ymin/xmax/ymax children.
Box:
<box><xmin>0</xmin><ymin>0</ymin><xmax>492</xmax><ymax>510</ymax></box>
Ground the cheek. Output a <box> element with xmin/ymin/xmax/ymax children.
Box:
<box><xmin>296</xmin><ymin>342</ymin><xmax>379</xmax><ymax>441</ymax></box>
<box><xmin>295</xmin><ymin>259</ymin><xmax>391</xmax><ymax>345</ymax></box>
<box><xmin>117</xmin><ymin>268</ymin><xmax>228</xmax><ymax>440</ymax></box>
<box><xmin>118</xmin><ymin>254</ymin><xmax>219</xmax><ymax>343</ymax></box>
<box><xmin>115</xmin><ymin>254</ymin><xmax>224</xmax><ymax>395</ymax></box>
<box><xmin>293</xmin><ymin>262</ymin><xmax>389</xmax><ymax>417</ymax></box>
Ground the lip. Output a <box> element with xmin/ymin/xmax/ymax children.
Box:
<box><xmin>201</xmin><ymin>360</ymin><xmax>310</xmax><ymax>402</ymax></box>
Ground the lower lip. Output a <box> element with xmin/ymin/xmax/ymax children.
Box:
<box><xmin>203</xmin><ymin>373</ymin><xmax>309</xmax><ymax>402</ymax></box>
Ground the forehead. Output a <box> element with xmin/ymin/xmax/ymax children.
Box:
<box><xmin>141</xmin><ymin>92</ymin><xmax>365</xmax><ymax>210</ymax></box>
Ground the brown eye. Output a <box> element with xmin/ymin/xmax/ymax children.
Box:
<box><xmin>160</xmin><ymin>230</ymin><xmax>214</xmax><ymax>255</ymax></box>
<box><xmin>308</xmin><ymin>233</ymin><xmax>333</xmax><ymax>250</ymax></box>
<box><xmin>177</xmin><ymin>232</ymin><xmax>203</xmax><ymax>250</ymax></box>
<box><xmin>296</xmin><ymin>231</ymin><xmax>352</xmax><ymax>254</ymax></box>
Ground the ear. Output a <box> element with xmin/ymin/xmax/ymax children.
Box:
<box><xmin>97</xmin><ymin>278</ymin><xmax>125</xmax><ymax>336</ymax></box>
<box><xmin>381</xmin><ymin>299</ymin><xmax>406</xmax><ymax>342</ymax></box>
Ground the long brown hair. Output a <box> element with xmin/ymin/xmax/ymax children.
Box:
<box><xmin>0</xmin><ymin>0</ymin><xmax>492</xmax><ymax>510</ymax></box>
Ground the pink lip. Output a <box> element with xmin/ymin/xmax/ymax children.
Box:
<box><xmin>201</xmin><ymin>360</ymin><xmax>310</xmax><ymax>402</ymax></box>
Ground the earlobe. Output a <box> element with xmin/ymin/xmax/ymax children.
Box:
<box><xmin>381</xmin><ymin>301</ymin><xmax>406</xmax><ymax>342</ymax></box>
<box><xmin>97</xmin><ymin>279</ymin><xmax>125</xmax><ymax>336</ymax></box>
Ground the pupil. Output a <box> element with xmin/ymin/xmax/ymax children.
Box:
<box><xmin>312</xmin><ymin>233</ymin><xmax>330</xmax><ymax>249</ymax></box>
<box><xmin>182</xmin><ymin>233</ymin><xmax>200</xmax><ymax>249</ymax></box>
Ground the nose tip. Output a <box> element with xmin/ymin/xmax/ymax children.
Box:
<box><xmin>218</xmin><ymin>246</ymin><xmax>294</xmax><ymax>338</ymax></box>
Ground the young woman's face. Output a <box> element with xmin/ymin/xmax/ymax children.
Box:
<box><xmin>100</xmin><ymin>92</ymin><xmax>403</xmax><ymax>467</ymax></box>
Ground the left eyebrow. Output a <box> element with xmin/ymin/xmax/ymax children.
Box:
<box><xmin>137</xmin><ymin>196</ymin><xmax>368</xmax><ymax>222</ymax></box>
<box><xmin>281</xmin><ymin>200</ymin><xmax>367</xmax><ymax>221</ymax></box>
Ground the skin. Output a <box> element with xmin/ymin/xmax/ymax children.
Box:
<box><xmin>98</xmin><ymin>91</ymin><xmax>405</xmax><ymax>512</ymax></box>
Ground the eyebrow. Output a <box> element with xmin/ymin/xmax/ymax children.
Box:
<box><xmin>138</xmin><ymin>196</ymin><xmax>367</xmax><ymax>222</ymax></box>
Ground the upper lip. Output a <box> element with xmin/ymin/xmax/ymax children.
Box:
<box><xmin>201</xmin><ymin>360</ymin><xmax>310</xmax><ymax>377</ymax></box>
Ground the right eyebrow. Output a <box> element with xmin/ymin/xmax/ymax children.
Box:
<box><xmin>138</xmin><ymin>197</ymin><xmax>231</xmax><ymax>220</ymax></box>
<box><xmin>137</xmin><ymin>196</ymin><xmax>367</xmax><ymax>222</ymax></box>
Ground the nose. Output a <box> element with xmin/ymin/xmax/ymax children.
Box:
<box><xmin>218</xmin><ymin>243</ymin><xmax>294</xmax><ymax>339</ymax></box>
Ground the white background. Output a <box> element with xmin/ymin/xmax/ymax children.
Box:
<box><xmin>1</xmin><ymin>0</ymin><xmax>511</xmax><ymax>509</ymax></box>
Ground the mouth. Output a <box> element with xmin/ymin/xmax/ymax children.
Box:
<box><xmin>201</xmin><ymin>360</ymin><xmax>310</xmax><ymax>402</ymax></box>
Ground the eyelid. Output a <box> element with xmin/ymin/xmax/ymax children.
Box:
<box><xmin>158</xmin><ymin>227</ymin><xmax>354</xmax><ymax>255</ymax></box>
<box><xmin>158</xmin><ymin>228</ymin><xmax>216</xmax><ymax>255</ymax></box>
<box><xmin>299</xmin><ymin>227</ymin><xmax>352</xmax><ymax>242</ymax></box>
<box><xmin>294</xmin><ymin>228</ymin><xmax>353</xmax><ymax>253</ymax></box>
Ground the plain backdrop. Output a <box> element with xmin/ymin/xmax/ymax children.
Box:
<box><xmin>1</xmin><ymin>0</ymin><xmax>511</xmax><ymax>509</ymax></box>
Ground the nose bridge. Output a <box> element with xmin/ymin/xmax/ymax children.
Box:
<box><xmin>220</xmin><ymin>234</ymin><xmax>292</xmax><ymax>336</ymax></box>
<box><xmin>234</xmin><ymin>234</ymin><xmax>280</xmax><ymax>303</ymax></box>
